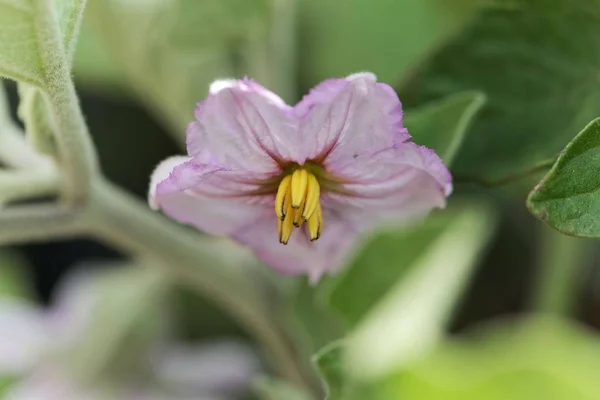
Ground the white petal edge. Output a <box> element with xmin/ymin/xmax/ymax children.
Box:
<box><xmin>148</xmin><ymin>156</ymin><xmax>190</xmax><ymax>210</ymax></box>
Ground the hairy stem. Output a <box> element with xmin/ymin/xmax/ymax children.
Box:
<box><xmin>0</xmin><ymin>205</ymin><xmax>85</xmax><ymax>245</ymax></box>
<box><xmin>0</xmin><ymin>169</ymin><xmax>60</xmax><ymax>204</ymax></box>
<box><xmin>531</xmin><ymin>225</ymin><xmax>591</xmax><ymax>315</ymax></box>
<box><xmin>33</xmin><ymin>0</ymin><xmax>99</xmax><ymax>204</ymax></box>
<box><xmin>86</xmin><ymin>178</ymin><xmax>314</xmax><ymax>390</ymax></box>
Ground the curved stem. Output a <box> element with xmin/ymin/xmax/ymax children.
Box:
<box><xmin>453</xmin><ymin>158</ymin><xmax>556</xmax><ymax>188</ymax></box>
<box><xmin>86</xmin><ymin>178</ymin><xmax>315</xmax><ymax>390</ymax></box>
<box><xmin>0</xmin><ymin>169</ymin><xmax>60</xmax><ymax>204</ymax></box>
<box><xmin>33</xmin><ymin>0</ymin><xmax>99</xmax><ymax>204</ymax></box>
<box><xmin>0</xmin><ymin>204</ymin><xmax>84</xmax><ymax>245</ymax></box>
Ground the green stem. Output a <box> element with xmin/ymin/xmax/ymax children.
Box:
<box><xmin>531</xmin><ymin>224</ymin><xmax>591</xmax><ymax>315</ymax></box>
<box><xmin>454</xmin><ymin>158</ymin><xmax>556</xmax><ymax>188</ymax></box>
<box><xmin>0</xmin><ymin>169</ymin><xmax>60</xmax><ymax>204</ymax></box>
<box><xmin>0</xmin><ymin>205</ymin><xmax>84</xmax><ymax>245</ymax></box>
<box><xmin>33</xmin><ymin>0</ymin><xmax>99</xmax><ymax>204</ymax></box>
<box><xmin>86</xmin><ymin>178</ymin><xmax>314</xmax><ymax>390</ymax></box>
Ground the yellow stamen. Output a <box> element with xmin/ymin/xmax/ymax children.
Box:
<box><xmin>302</xmin><ymin>174</ymin><xmax>320</xmax><ymax>221</ymax></box>
<box><xmin>290</xmin><ymin>169</ymin><xmax>308</xmax><ymax>208</ymax></box>
<box><xmin>278</xmin><ymin>201</ymin><xmax>295</xmax><ymax>245</ymax></box>
<box><xmin>294</xmin><ymin>197</ymin><xmax>305</xmax><ymax>227</ymax></box>
<box><xmin>274</xmin><ymin>175</ymin><xmax>292</xmax><ymax>220</ymax></box>
<box><xmin>308</xmin><ymin>203</ymin><xmax>323</xmax><ymax>241</ymax></box>
<box><xmin>275</xmin><ymin>168</ymin><xmax>323</xmax><ymax>244</ymax></box>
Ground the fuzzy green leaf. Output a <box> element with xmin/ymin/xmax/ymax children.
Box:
<box><xmin>528</xmin><ymin>118</ymin><xmax>600</xmax><ymax>237</ymax></box>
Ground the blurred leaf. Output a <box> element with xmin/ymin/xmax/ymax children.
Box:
<box><xmin>405</xmin><ymin>91</ymin><xmax>486</xmax><ymax>166</ymax></box>
<box><xmin>527</xmin><ymin>118</ymin><xmax>600</xmax><ymax>237</ymax></box>
<box><xmin>0</xmin><ymin>1</ymin><xmax>45</xmax><ymax>86</ymax></box>
<box><xmin>313</xmin><ymin>341</ymin><xmax>351</xmax><ymax>400</ymax></box>
<box><xmin>402</xmin><ymin>0</ymin><xmax>600</xmax><ymax>182</ymax></box>
<box><xmin>344</xmin><ymin>203</ymin><xmax>496</xmax><ymax>380</ymax></box>
<box><xmin>255</xmin><ymin>376</ymin><xmax>314</xmax><ymax>400</ymax></box>
<box><xmin>381</xmin><ymin>317</ymin><xmax>600</xmax><ymax>400</ymax></box>
<box><xmin>298</xmin><ymin>0</ymin><xmax>482</xmax><ymax>86</ymax></box>
<box><xmin>290</xmin><ymin>278</ymin><xmax>346</xmax><ymax>352</ymax></box>
<box><xmin>64</xmin><ymin>265</ymin><xmax>168</xmax><ymax>384</ymax></box>
<box><xmin>0</xmin><ymin>251</ymin><xmax>34</xmax><ymax>300</ymax></box>
<box><xmin>72</xmin><ymin>23</ymin><xmax>127</xmax><ymax>95</ymax></box>
<box><xmin>84</xmin><ymin>0</ymin><xmax>272</xmax><ymax>140</ymax></box>
<box><xmin>0</xmin><ymin>377</ymin><xmax>15</xmax><ymax>395</ymax></box>
<box><xmin>328</xmin><ymin>214</ymin><xmax>453</xmax><ymax>328</ymax></box>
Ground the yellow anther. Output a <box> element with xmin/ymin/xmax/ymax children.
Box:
<box><xmin>302</xmin><ymin>174</ymin><xmax>320</xmax><ymax>221</ymax></box>
<box><xmin>278</xmin><ymin>202</ymin><xmax>295</xmax><ymax>245</ymax></box>
<box><xmin>275</xmin><ymin>168</ymin><xmax>323</xmax><ymax>244</ymax></box>
<box><xmin>275</xmin><ymin>175</ymin><xmax>292</xmax><ymax>220</ymax></box>
<box><xmin>293</xmin><ymin>197</ymin><xmax>305</xmax><ymax>227</ymax></box>
<box><xmin>290</xmin><ymin>169</ymin><xmax>308</xmax><ymax>208</ymax></box>
<box><xmin>308</xmin><ymin>203</ymin><xmax>323</xmax><ymax>241</ymax></box>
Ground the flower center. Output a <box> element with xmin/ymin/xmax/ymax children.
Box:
<box><xmin>274</xmin><ymin>168</ymin><xmax>323</xmax><ymax>245</ymax></box>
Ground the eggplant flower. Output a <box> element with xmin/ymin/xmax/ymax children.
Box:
<box><xmin>149</xmin><ymin>73</ymin><xmax>452</xmax><ymax>282</ymax></box>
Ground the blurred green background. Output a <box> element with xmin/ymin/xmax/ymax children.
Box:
<box><xmin>2</xmin><ymin>0</ymin><xmax>600</xmax><ymax>399</ymax></box>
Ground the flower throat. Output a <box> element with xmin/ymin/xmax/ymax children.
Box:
<box><xmin>275</xmin><ymin>168</ymin><xmax>323</xmax><ymax>245</ymax></box>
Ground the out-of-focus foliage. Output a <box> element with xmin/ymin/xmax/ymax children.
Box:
<box><xmin>81</xmin><ymin>0</ymin><xmax>273</xmax><ymax>138</ymax></box>
<box><xmin>402</xmin><ymin>0</ymin><xmax>600</xmax><ymax>181</ymax></box>
<box><xmin>298</xmin><ymin>0</ymin><xmax>482</xmax><ymax>85</ymax></box>
<box><xmin>405</xmin><ymin>91</ymin><xmax>486</xmax><ymax>165</ymax></box>
<box><xmin>1</xmin><ymin>0</ymin><xmax>600</xmax><ymax>399</ymax></box>
<box><xmin>0</xmin><ymin>251</ymin><xmax>34</xmax><ymax>300</ymax></box>
<box><xmin>378</xmin><ymin>317</ymin><xmax>600</xmax><ymax>400</ymax></box>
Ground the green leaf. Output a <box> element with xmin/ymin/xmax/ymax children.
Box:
<box><xmin>527</xmin><ymin>118</ymin><xmax>600</xmax><ymax>237</ymax></box>
<box><xmin>55</xmin><ymin>0</ymin><xmax>87</xmax><ymax>59</ymax></box>
<box><xmin>405</xmin><ymin>91</ymin><xmax>486</xmax><ymax>166</ymax></box>
<box><xmin>343</xmin><ymin>203</ymin><xmax>496</xmax><ymax>380</ymax></box>
<box><xmin>255</xmin><ymin>376</ymin><xmax>314</xmax><ymax>400</ymax></box>
<box><xmin>383</xmin><ymin>317</ymin><xmax>600</xmax><ymax>400</ymax></box>
<box><xmin>299</xmin><ymin>0</ymin><xmax>482</xmax><ymax>86</ymax></box>
<box><xmin>0</xmin><ymin>0</ymin><xmax>86</xmax><ymax>86</ymax></box>
<box><xmin>0</xmin><ymin>250</ymin><xmax>35</xmax><ymax>300</ymax></box>
<box><xmin>402</xmin><ymin>0</ymin><xmax>600</xmax><ymax>182</ymax></box>
<box><xmin>328</xmin><ymin>214</ymin><xmax>454</xmax><ymax>328</ymax></box>
<box><xmin>84</xmin><ymin>0</ymin><xmax>272</xmax><ymax>139</ymax></box>
<box><xmin>0</xmin><ymin>1</ymin><xmax>44</xmax><ymax>86</ymax></box>
<box><xmin>290</xmin><ymin>278</ymin><xmax>346</xmax><ymax>352</ymax></box>
<box><xmin>0</xmin><ymin>377</ymin><xmax>16</xmax><ymax>395</ymax></box>
<box><xmin>313</xmin><ymin>341</ymin><xmax>351</xmax><ymax>400</ymax></box>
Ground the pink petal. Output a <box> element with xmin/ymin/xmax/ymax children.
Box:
<box><xmin>324</xmin><ymin>142</ymin><xmax>452</xmax><ymax>230</ymax></box>
<box><xmin>46</xmin><ymin>268</ymin><xmax>101</xmax><ymax>347</ymax></box>
<box><xmin>296</xmin><ymin>73</ymin><xmax>409</xmax><ymax>165</ymax></box>
<box><xmin>232</xmin><ymin>209</ymin><xmax>360</xmax><ymax>282</ymax></box>
<box><xmin>187</xmin><ymin>79</ymin><xmax>300</xmax><ymax>172</ymax></box>
<box><xmin>0</xmin><ymin>300</ymin><xmax>48</xmax><ymax>375</ymax></box>
<box><xmin>5</xmin><ymin>369</ymin><xmax>106</xmax><ymax>400</ymax></box>
<box><xmin>150</xmin><ymin>157</ymin><xmax>273</xmax><ymax>236</ymax></box>
<box><xmin>152</xmin><ymin>340</ymin><xmax>259</xmax><ymax>396</ymax></box>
